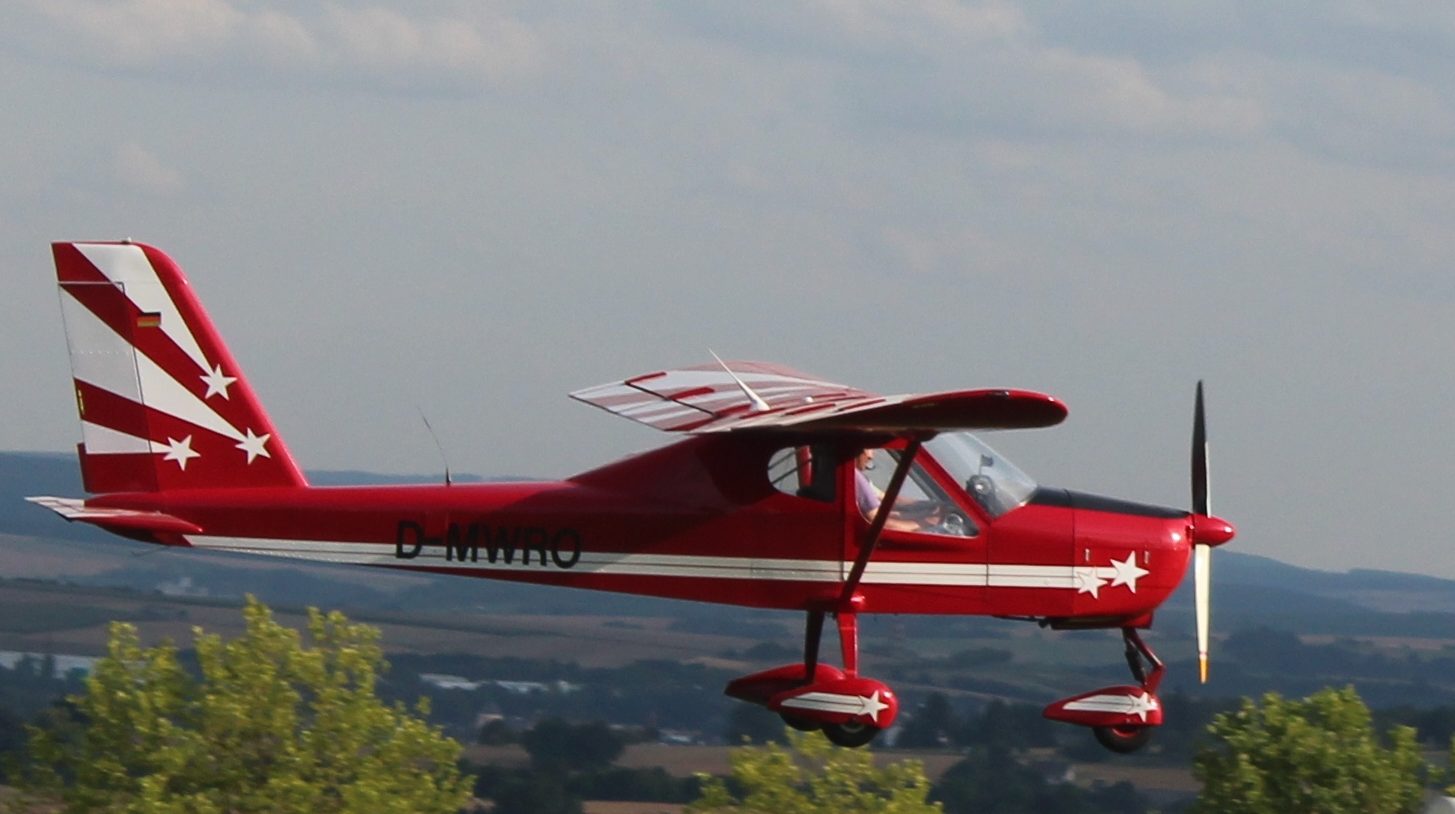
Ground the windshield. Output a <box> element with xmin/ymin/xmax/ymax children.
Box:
<box><xmin>925</xmin><ymin>432</ymin><xmax>1038</xmax><ymax>518</ymax></box>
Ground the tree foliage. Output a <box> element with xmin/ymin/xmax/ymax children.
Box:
<box><xmin>894</xmin><ymin>692</ymin><xmax>955</xmax><ymax>749</ymax></box>
<box><xmin>690</xmin><ymin>728</ymin><xmax>940</xmax><ymax>814</ymax></box>
<box><xmin>16</xmin><ymin>596</ymin><xmax>472</xmax><ymax>814</ymax></box>
<box><xmin>1192</xmin><ymin>685</ymin><xmax>1426</xmax><ymax>814</ymax></box>
<box><xmin>520</xmin><ymin>716</ymin><xmax>625</xmax><ymax>772</ymax></box>
<box><xmin>488</xmin><ymin>770</ymin><xmax>584</xmax><ymax>814</ymax></box>
<box><xmin>931</xmin><ymin>744</ymin><xmax>1145</xmax><ymax>814</ymax></box>
<box><xmin>725</xmin><ymin>702</ymin><xmax>789</xmax><ymax>746</ymax></box>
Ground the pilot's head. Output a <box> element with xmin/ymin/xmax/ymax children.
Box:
<box><xmin>855</xmin><ymin>449</ymin><xmax>875</xmax><ymax>471</ymax></box>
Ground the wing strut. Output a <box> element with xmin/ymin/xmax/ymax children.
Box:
<box><xmin>839</xmin><ymin>437</ymin><xmax>924</xmax><ymax>606</ymax></box>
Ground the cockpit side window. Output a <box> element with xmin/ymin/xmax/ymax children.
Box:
<box><xmin>768</xmin><ymin>445</ymin><xmax>837</xmax><ymax>503</ymax></box>
<box><xmin>856</xmin><ymin>448</ymin><xmax>978</xmax><ymax>538</ymax></box>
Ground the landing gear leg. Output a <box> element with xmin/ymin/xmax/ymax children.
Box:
<box><xmin>1091</xmin><ymin>628</ymin><xmax>1164</xmax><ymax>754</ymax></box>
<box><xmin>782</xmin><ymin>610</ymin><xmax>828</xmax><ymax>732</ymax></box>
<box><xmin>738</xmin><ymin>601</ymin><xmax>896</xmax><ymax>747</ymax></box>
<box><xmin>836</xmin><ymin>610</ymin><xmax>859</xmax><ymax>677</ymax></box>
<box><xmin>804</xmin><ymin>609</ymin><xmax>825</xmax><ymax>676</ymax></box>
<box><xmin>1122</xmin><ymin>627</ymin><xmax>1164</xmax><ymax>694</ymax></box>
<box><xmin>820</xmin><ymin>608</ymin><xmax>882</xmax><ymax>747</ymax></box>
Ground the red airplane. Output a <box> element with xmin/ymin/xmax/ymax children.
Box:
<box><xmin>29</xmin><ymin>241</ymin><xmax>1234</xmax><ymax>752</ymax></box>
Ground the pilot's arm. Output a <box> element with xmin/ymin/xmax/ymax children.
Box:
<box><xmin>855</xmin><ymin>461</ymin><xmax>927</xmax><ymax>533</ymax></box>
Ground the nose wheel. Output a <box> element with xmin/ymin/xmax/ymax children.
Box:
<box><xmin>1044</xmin><ymin>628</ymin><xmax>1166</xmax><ymax>753</ymax></box>
<box><xmin>1094</xmin><ymin>723</ymin><xmax>1154</xmax><ymax>754</ymax></box>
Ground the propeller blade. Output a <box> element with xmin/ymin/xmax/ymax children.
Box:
<box><xmin>1191</xmin><ymin>380</ymin><xmax>1208</xmax><ymax>517</ymax></box>
<box><xmin>1195</xmin><ymin>542</ymin><xmax>1210</xmax><ymax>683</ymax></box>
<box><xmin>1191</xmin><ymin>381</ymin><xmax>1211</xmax><ymax>683</ymax></box>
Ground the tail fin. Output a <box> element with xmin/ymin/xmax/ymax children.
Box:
<box><xmin>53</xmin><ymin>241</ymin><xmax>307</xmax><ymax>492</ymax></box>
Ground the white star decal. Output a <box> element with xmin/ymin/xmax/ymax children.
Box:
<box><xmin>1108</xmin><ymin>553</ymin><xmax>1150</xmax><ymax>594</ymax></box>
<box><xmin>1074</xmin><ymin>567</ymin><xmax>1108</xmax><ymax>599</ymax></box>
<box><xmin>861</xmin><ymin>690</ymin><xmax>890</xmax><ymax>725</ymax></box>
<box><xmin>236</xmin><ymin>428</ymin><xmax>271</xmax><ymax>464</ymax></box>
<box><xmin>1127</xmin><ymin>691</ymin><xmax>1159</xmax><ymax>722</ymax></box>
<box><xmin>162</xmin><ymin>435</ymin><xmax>200</xmax><ymax>470</ymax></box>
<box><xmin>200</xmin><ymin>364</ymin><xmax>237</xmax><ymax>400</ymax></box>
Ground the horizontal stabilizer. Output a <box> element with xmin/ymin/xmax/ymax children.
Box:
<box><xmin>26</xmin><ymin>496</ymin><xmax>202</xmax><ymax>535</ymax></box>
<box><xmin>571</xmin><ymin>361</ymin><xmax>1066</xmax><ymax>434</ymax></box>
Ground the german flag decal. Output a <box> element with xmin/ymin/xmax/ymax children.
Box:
<box><xmin>136</xmin><ymin>312</ymin><xmax>162</xmax><ymax>328</ymax></box>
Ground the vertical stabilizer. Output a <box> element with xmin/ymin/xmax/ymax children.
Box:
<box><xmin>53</xmin><ymin>241</ymin><xmax>306</xmax><ymax>492</ymax></box>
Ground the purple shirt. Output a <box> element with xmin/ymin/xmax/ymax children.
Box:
<box><xmin>855</xmin><ymin>469</ymin><xmax>880</xmax><ymax>515</ymax></box>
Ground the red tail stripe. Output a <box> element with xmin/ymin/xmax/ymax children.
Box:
<box><xmin>52</xmin><ymin>243</ymin><xmax>113</xmax><ymax>285</ymax></box>
<box><xmin>137</xmin><ymin>245</ymin><xmax>296</xmax><ymax>469</ymax></box>
<box><xmin>74</xmin><ymin>381</ymin><xmax>153</xmax><ymax>441</ymax></box>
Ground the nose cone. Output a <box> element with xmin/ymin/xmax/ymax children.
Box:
<box><xmin>1190</xmin><ymin>514</ymin><xmax>1235</xmax><ymax>547</ymax></box>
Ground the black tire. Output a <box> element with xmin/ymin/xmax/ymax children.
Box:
<box><xmin>822</xmin><ymin>721</ymin><xmax>880</xmax><ymax>748</ymax></box>
<box><xmin>1093</xmin><ymin>724</ymin><xmax>1153</xmax><ymax>754</ymax></box>
<box><xmin>780</xmin><ymin>712</ymin><xmax>820</xmax><ymax>732</ymax></box>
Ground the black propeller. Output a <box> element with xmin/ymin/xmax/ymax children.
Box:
<box><xmin>1191</xmin><ymin>381</ymin><xmax>1211</xmax><ymax>683</ymax></box>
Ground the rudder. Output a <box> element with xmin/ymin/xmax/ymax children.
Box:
<box><xmin>54</xmin><ymin>241</ymin><xmax>306</xmax><ymax>492</ymax></box>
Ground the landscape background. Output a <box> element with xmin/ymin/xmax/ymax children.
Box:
<box><xmin>7</xmin><ymin>451</ymin><xmax>1455</xmax><ymax>810</ymax></box>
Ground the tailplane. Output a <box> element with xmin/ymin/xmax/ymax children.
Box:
<box><xmin>53</xmin><ymin>241</ymin><xmax>306</xmax><ymax>492</ymax></box>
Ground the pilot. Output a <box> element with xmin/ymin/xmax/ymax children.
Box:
<box><xmin>854</xmin><ymin>449</ymin><xmax>935</xmax><ymax>533</ymax></box>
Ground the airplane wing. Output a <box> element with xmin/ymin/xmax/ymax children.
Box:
<box><xmin>569</xmin><ymin>361</ymin><xmax>1066</xmax><ymax>434</ymax></box>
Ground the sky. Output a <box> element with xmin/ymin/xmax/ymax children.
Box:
<box><xmin>3</xmin><ymin>1</ymin><xmax>1455</xmax><ymax>578</ymax></box>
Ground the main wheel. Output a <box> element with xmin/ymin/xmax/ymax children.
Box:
<box><xmin>780</xmin><ymin>712</ymin><xmax>820</xmax><ymax>732</ymax></box>
<box><xmin>823</xmin><ymin>721</ymin><xmax>880</xmax><ymax>748</ymax></box>
<box><xmin>1093</xmin><ymin>724</ymin><xmax>1152</xmax><ymax>754</ymax></box>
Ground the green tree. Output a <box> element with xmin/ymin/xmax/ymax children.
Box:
<box><xmin>725</xmin><ymin>702</ymin><xmax>788</xmax><ymax>745</ymax></box>
<box><xmin>1193</xmin><ymin>686</ymin><xmax>1426</xmax><ymax>814</ymax></box>
<box><xmin>490</xmin><ymin>771</ymin><xmax>584</xmax><ymax>814</ymax></box>
<box><xmin>931</xmin><ymin>743</ymin><xmax>1147</xmax><ymax>814</ymax></box>
<box><xmin>520</xmin><ymin>717</ymin><xmax>625</xmax><ymax>772</ymax></box>
<box><xmin>15</xmin><ymin>596</ymin><xmax>471</xmax><ymax>814</ymax></box>
<box><xmin>478</xmin><ymin>717</ymin><xmax>516</xmax><ymax>745</ymax></box>
<box><xmin>895</xmin><ymin>692</ymin><xmax>955</xmax><ymax>749</ymax></box>
<box><xmin>690</xmin><ymin>728</ymin><xmax>940</xmax><ymax>813</ymax></box>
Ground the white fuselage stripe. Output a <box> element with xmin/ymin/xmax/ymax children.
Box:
<box><xmin>183</xmin><ymin>535</ymin><xmax>1096</xmax><ymax>589</ymax></box>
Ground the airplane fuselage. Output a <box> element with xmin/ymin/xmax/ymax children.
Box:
<box><xmin>85</xmin><ymin>434</ymin><xmax>1192</xmax><ymax>623</ymax></box>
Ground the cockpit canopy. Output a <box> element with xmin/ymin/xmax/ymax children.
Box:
<box><xmin>769</xmin><ymin>431</ymin><xmax>1039</xmax><ymax>537</ymax></box>
<box><xmin>923</xmin><ymin>432</ymin><xmax>1038</xmax><ymax>518</ymax></box>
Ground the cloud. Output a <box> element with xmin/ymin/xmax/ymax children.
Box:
<box><xmin>654</xmin><ymin>2</ymin><xmax>1265</xmax><ymax>142</ymax></box>
<box><xmin>319</xmin><ymin>5</ymin><xmax>538</xmax><ymax>85</ymax></box>
<box><xmin>113</xmin><ymin>142</ymin><xmax>184</xmax><ymax>194</ymax></box>
<box><xmin>32</xmin><ymin>0</ymin><xmax>244</xmax><ymax>64</ymax></box>
<box><xmin>14</xmin><ymin>0</ymin><xmax>541</xmax><ymax>91</ymax></box>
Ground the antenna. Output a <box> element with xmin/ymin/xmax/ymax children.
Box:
<box><xmin>709</xmin><ymin>350</ymin><xmax>771</xmax><ymax>412</ymax></box>
<box><xmin>417</xmin><ymin>407</ymin><xmax>453</xmax><ymax>486</ymax></box>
